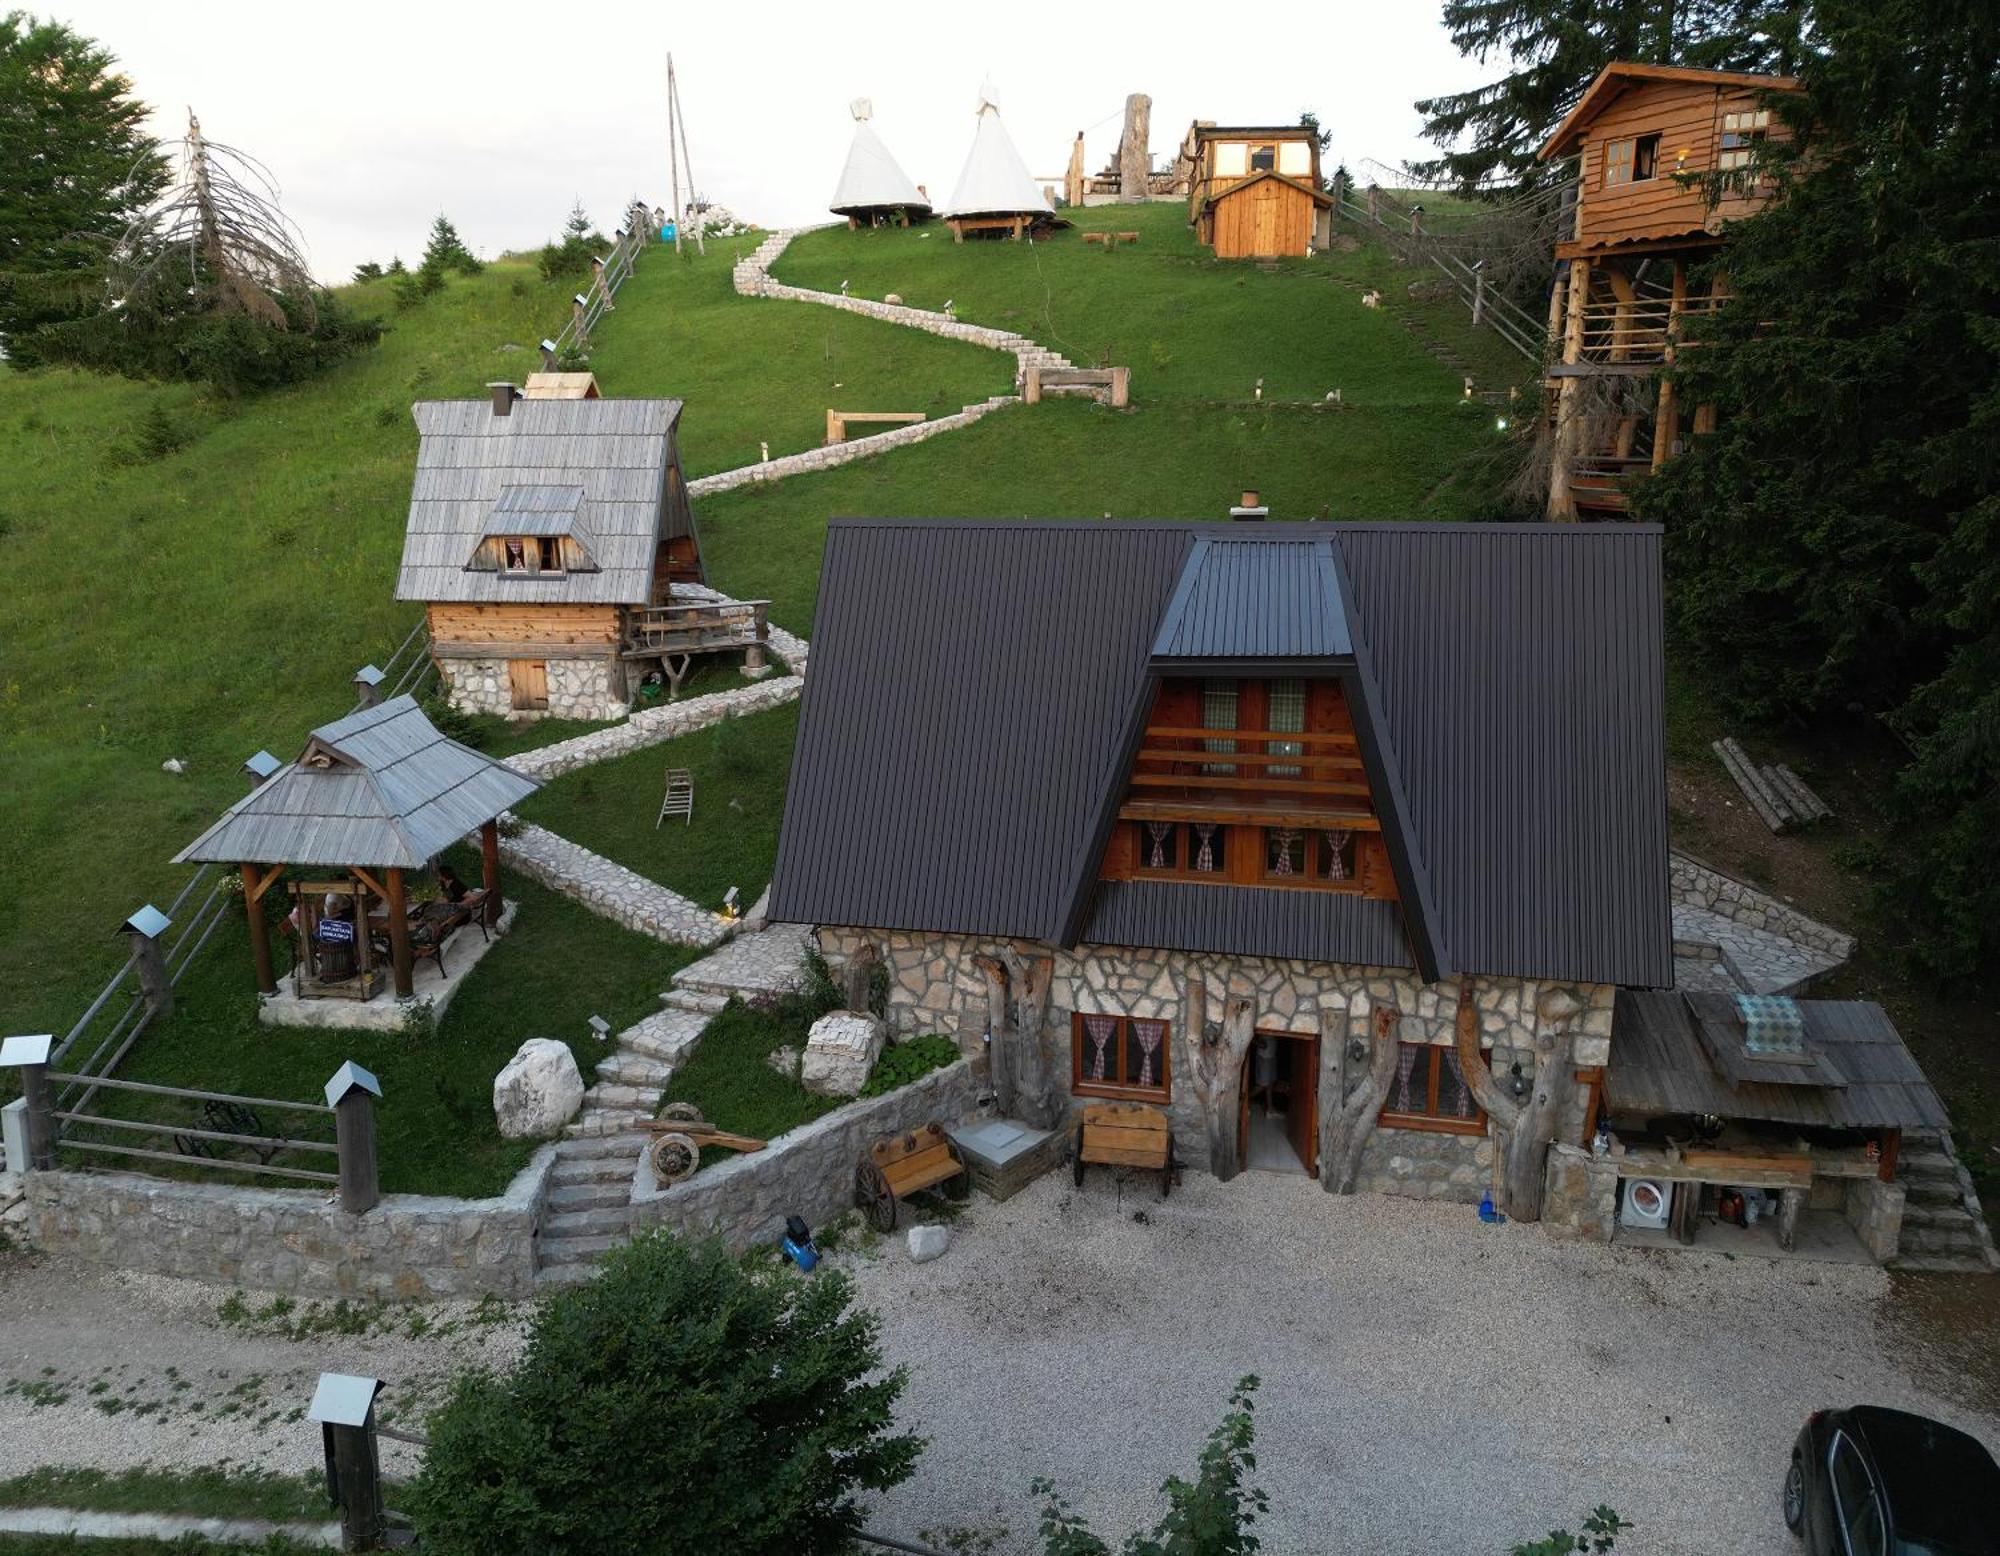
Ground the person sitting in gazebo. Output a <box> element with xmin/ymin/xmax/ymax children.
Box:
<box><xmin>435</xmin><ymin>863</ymin><xmax>470</xmax><ymax>905</ymax></box>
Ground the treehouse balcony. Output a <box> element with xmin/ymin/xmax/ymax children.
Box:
<box><xmin>1567</xmin><ymin>455</ymin><xmax>1651</xmax><ymax>515</ymax></box>
<box><xmin>1553</xmin><ymin>293</ymin><xmax>1722</xmax><ymax>369</ymax></box>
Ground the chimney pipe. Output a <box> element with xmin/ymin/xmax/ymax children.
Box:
<box><xmin>1229</xmin><ymin>487</ymin><xmax>1269</xmax><ymax>522</ymax></box>
<box><xmin>487</xmin><ymin>382</ymin><xmax>521</xmax><ymax>417</ymax></box>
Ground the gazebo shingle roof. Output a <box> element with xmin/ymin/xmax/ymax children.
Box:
<box><xmin>173</xmin><ymin>697</ymin><xmax>540</xmax><ymax>870</ymax></box>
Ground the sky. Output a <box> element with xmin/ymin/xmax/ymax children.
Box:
<box><xmin>54</xmin><ymin>0</ymin><xmax>1492</xmax><ymax>283</ymax></box>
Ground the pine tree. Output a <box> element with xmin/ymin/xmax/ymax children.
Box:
<box><xmin>1639</xmin><ymin>0</ymin><xmax>2000</xmax><ymax>976</ymax></box>
<box><xmin>0</xmin><ymin>14</ymin><xmax>170</xmax><ymax>364</ymax></box>
<box><xmin>1412</xmin><ymin>0</ymin><xmax>1805</xmax><ymax>191</ymax></box>
<box><xmin>353</xmin><ymin>260</ymin><xmax>384</xmax><ymax>282</ymax></box>
<box><xmin>420</xmin><ymin>214</ymin><xmax>482</xmax><ymax>276</ymax></box>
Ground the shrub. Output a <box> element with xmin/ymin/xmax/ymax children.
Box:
<box><xmin>861</xmin><ymin>1034</ymin><xmax>960</xmax><ymax>1097</ymax></box>
<box><xmin>127</xmin><ymin>400</ymin><xmax>192</xmax><ymax>461</ymax></box>
<box><xmin>410</xmin><ymin>1230</ymin><xmax>923</xmax><ymax>1555</ymax></box>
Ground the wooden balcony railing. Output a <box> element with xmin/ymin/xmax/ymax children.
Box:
<box><xmin>622</xmin><ymin>598</ymin><xmax>769</xmax><ymax>659</ymax></box>
<box><xmin>1568</xmin><ymin>456</ymin><xmax>1651</xmax><ymax>512</ymax></box>
<box><xmin>1120</xmin><ymin>725</ymin><xmax>1379</xmax><ymax>829</ymax></box>
<box><xmin>1566</xmin><ymin>294</ymin><xmax>1721</xmax><ymax>364</ymax></box>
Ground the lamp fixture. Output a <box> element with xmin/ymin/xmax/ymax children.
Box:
<box><xmin>1508</xmin><ymin>1062</ymin><xmax>1532</xmax><ymax>1102</ymax></box>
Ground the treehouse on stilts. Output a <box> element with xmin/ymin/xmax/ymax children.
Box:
<box><xmin>1538</xmin><ymin>62</ymin><xmax>1800</xmax><ymax>519</ymax></box>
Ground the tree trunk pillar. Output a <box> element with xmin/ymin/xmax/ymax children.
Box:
<box><xmin>1184</xmin><ymin>983</ymin><xmax>1256</xmax><ymax>1181</ymax></box>
<box><xmin>384</xmin><ymin>868</ymin><xmax>413</xmax><ymax>1000</ymax></box>
<box><xmin>842</xmin><ymin>941</ymin><xmax>879</xmax><ymax>1013</ymax></box>
<box><xmin>480</xmin><ymin>820</ymin><xmax>502</xmax><ymax>927</ymax></box>
<box><xmin>243</xmin><ymin>863</ymin><xmax>278</xmax><ymax>996</ymax></box>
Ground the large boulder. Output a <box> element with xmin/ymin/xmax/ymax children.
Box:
<box><xmin>493</xmin><ymin>1038</ymin><xmax>585</xmax><ymax>1140</ymax></box>
<box><xmin>800</xmin><ymin>1012</ymin><xmax>884</xmax><ymax>1097</ymax></box>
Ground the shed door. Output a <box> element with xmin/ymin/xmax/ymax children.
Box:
<box><xmin>509</xmin><ymin>659</ymin><xmax>549</xmax><ymax>711</ymax></box>
<box><xmin>1252</xmin><ymin>188</ymin><xmax>1281</xmax><ymax>256</ymax></box>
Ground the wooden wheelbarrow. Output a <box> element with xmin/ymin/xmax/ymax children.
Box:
<box><xmin>644</xmin><ymin>1102</ymin><xmax>767</xmax><ymax>1186</ymax></box>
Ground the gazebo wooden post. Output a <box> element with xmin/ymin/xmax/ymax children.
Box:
<box><xmin>480</xmin><ymin>820</ymin><xmax>502</xmax><ymax>927</ymax></box>
<box><xmin>384</xmin><ymin>868</ymin><xmax>414</xmax><ymax>999</ymax></box>
<box><xmin>242</xmin><ymin>863</ymin><xmax>278</xmax><ymax>996</ymax></box>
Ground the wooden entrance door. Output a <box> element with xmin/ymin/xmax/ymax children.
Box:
<box><xmin>509</xmin><ymin>659</ymin><xmax>548</xmax><ymax>712</ymax></box>
<box><xmin>1252</xmin><ymin>189</ymin><xmax>1281</xmax><ymax>255</ymax></box>
<box><xmin>1237</xmin><ymin>1030</ymin><xmax>1320</xmax><ymax>1175</ymax></box>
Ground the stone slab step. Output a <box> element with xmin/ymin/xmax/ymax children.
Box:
<box><xmin>534</xmin><ymin>1263</ymin><xmax>601</xmax><ymax>1290</ymax></box>
<box><xmin>1900</xmin><ymin>1203</ymin><xmax>1979</xmax><ymax>1231</ymax></box>
<box><xmin>542</xmin><ymin>1206</ymin><xmax>632</xmax><ymax>1239</ymax></box>
<box><xmin>1892</xmin><ymin>1252</ymin><xmax>1999</xmax><ymax>1274</ymax></box>
<box><xmin>551</xmin><ymin>1153</ymin><xmax>637</xmax><ymax>1186</ymax></box>
<box><xmin>661</xmin><ymin>988</ymin><xmax>729</xmax><ymax>1015</ymax></box>
<box><xmin>597</xmin><ymin>1054</ymin><xmax>676</xmax><ymax>1086</ymax></box>
<box><xmin>622</xmin><ymin>1014</ymin><xmax>711</xmax><ymax>1063</ymax></box>
<box><xmin>581</xmin><ymin>1083</ymin><xmax>662</xmax><ymax>1111</ymax></box>
<box><xmin>546</xmin><ymin>1181</ymin><xmax>630</xmax><ymax>1213</ymax></box>
<box><xmin>1898</xmin><ymin>1223</ymin><xmax>1989</xmax><ymax>1256</ymax></box>
<box><xmin>1904</xmin><ymin>1180</ymin><xmax>1969</xmax><ymax>1207</ymax></box>
<box><xmin>564</xmin><ymin>1109</ymin><xmax>647</xmax><ymax>1139</ymax></box>
<box><xmin>555</xmin><ymin>1130</ymin><xmax>646</xmax><ymax>1160</ymax></box>
<box><xmin>535</xmin><ymin>1232</ymin><xmax>624</xmax><ymax>1267</ymax></box>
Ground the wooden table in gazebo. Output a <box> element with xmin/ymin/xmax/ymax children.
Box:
<box><xmin>174</xmin><ymin>697</ymin><xmax>541</xmax><ymax>1004</ymax></box>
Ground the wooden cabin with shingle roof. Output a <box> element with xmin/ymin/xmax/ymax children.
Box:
<box><xmin>395</xmin><ymin>383</ymin><xmax>759</xmax><ymax>721</ymax></box>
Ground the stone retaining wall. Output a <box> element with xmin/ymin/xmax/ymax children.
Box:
<box><xmin>21</xmin><ymin>1147</ymin><xmax>556</xmax><ymax>1299</ymax></box>
<box><xmin>631</xmin><ymin>1057</ymin><xmax>989</xmax><ymax>1250</ymax></box>
<box><xmin>685</xmin><ymin>398</ymin><xmax>1020</xmax><ymax>498</ymax></box>
<box><xmin>500</xmin><ymin>824</ymin><xmax>727</xmax><ymax>947</ymax></box>
<box><xmin>506</xmin><ymin>675</ymin><xmax>801</xmax><ymax>779</ymax></box>
<box><xmin>1669</xmin><ymin>851</ymin><xmax>1854</xmax><ymax>960</ymax></box>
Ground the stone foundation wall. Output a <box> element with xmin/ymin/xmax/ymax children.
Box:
<box><xmin>1541</xmin><ymin>1144</ymin><xmax>1620</xmax><ymax>1240</ymax></box>
<box><xmin>1844</xmin><ymin>1177</ymin><xmax>1905</xmax><ymax>1263</ymax></box>
<box><xmin>439</xmin><ymin>656</ymin><xmax>627</xmax><ymax>723</ymax></box>
<box><xmin>20</xmin><ymin>1147</ymin><xmax>555</xmax><ymax>1299</ymax></box>
<box><xmin>815</xmin><ymin>926</ymin><xmax>1613</xmax><ymax>1189</ymax></box>
<box><xmin>1669</xmin><ymin>852</ymin><xmax>1854</xmax><ymax>960</ymax></box>
<box><xmin>630</xmin><ymin>1057</ymin><xmax>988</xmax><ymax>1249</ymax></box>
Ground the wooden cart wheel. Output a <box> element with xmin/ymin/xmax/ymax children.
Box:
<box><xmin>659</xmin><ymin>1101</ymin><xmax>703</xmax><ymax>1124</ymax></box>
<box><xmin>855</xmin><ymin>1155</ymin><xmax>897</xmax><ymax>1232</ymax></box>
<box><xmin>1072</xmin><ymin>1124</ymin><xmax>1087</xmax><ymax>1187</ymax></box>
<box><xmin>649</xmin><ymin>1132</ymin><xmax>700</xmax><ymax>1186</ymax></box>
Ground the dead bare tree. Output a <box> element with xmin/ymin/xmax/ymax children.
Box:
<box><xmin>1319</xmin><ymin>1004</ymin><xmax>1402</xmax><ymax>1194</ymax></box>
<box><xmin>1453</xmin><ymin>982</ymin><xmax>1584</xmax><ymax>1222</ymax></box>
<box><xmin>975</xmin><ymin>951</ymin><xmax>1060</xmax><ymax>1128</ymax></box>
<box><xmin>1181</xmin><ymin>978</ymin><xmax>1258</xmax><ymax>1180</ymax></box>
<box><xmin>110</xmin><ymin>111</ymin><xmax>319</xmax><ymax>329</ymax></box>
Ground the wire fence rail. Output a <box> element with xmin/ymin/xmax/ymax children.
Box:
<box><xmin>542</xmin><ymin>201</ymin><xmax>658</xmax><ymax>368</ymax></box>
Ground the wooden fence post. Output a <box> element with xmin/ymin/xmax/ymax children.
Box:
<box><xmin>309</xmin><ymin>1374</ymin><xmax>385</xmax><ymax>1552</ymax></box>
<box><xmin>121</xmin><ymin>904</ymin><xmax>174</xmax><ymax>1021</ymax></box>
<box><xmin>571</xmin><ymin>294</ymin><xmax>589</xmax><ymax>348</ymax></box>
<box><xmin>325</xmin><ymin>1062</ymin><xmax>383</xmax><ymax>1215</ymax></box>
<box><xmin>2</xmin><ymin>1034</ymin><xmax>56</xmax><ymax>1171</ymax></box>
<box><xmin>1366</xmin><ymin>185</ymin><xmax>1380</xmax><ymax>222</ymax></box>
<box><xmin>1472</xmin><ymin>263</ymin><xmax>1487</xmax><ymax>327</ymax></box>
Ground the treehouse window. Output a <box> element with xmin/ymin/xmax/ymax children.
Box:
<box><xmin>1719</xmin><ymin>111</ymin><xmax>1770</xmax><ymax>185</ymax></box>
<box><xmin>1381</xmin><ymin>1042</ymin><xmax>1486</xmax><ymax>1134</ymax></box>
<box><xmin>1250</xmin><ymin>144</ymin><xmax>1277</xmax><ymax>171</ymax></box>
<box><xmin>1073</xmin><ymin>1013</ymin><xmax>1171</xmax><ymax>1102</ymax></box>
<box><xmin>1603</xmin><ymin>133</ymin><xmax>1660</xmax><ymax>187</ymax></box>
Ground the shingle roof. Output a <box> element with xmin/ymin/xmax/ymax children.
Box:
<box><xmin>172</xmin><ymin>697</ymin><xmax>540</xmax><ymax>870</ymax></box>
<box><xmin>393</xmin><ymin>398</ymin><xmax>683</xmax><ymax>606</ymax></box>
<box><xmin>768</xmin><ymin>520</ymin><xmax>1673</xmax><ymax>987</ymax></box>
<box><xmin>1608</xmin><ymin>991</ymin><xmax>1950</xmax><ymax>1130</ymax></box>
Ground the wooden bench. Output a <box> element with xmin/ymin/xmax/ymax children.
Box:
<box><xmin>1024</xmin><ymin>364</ymin><xmax>1130</xmax><ymax>408</ymax></box>
<box><xmin>855</xmin><ymin>1122</ymin><xmax>968</xmax><ymax>1231</ymax></box>
<box><xmin>1072</xmin><ymin>1102</ymin><xmax>1174</xmax><ymax>1197</ymax></box>
<box><xmin>825</xmin><ymin>409</ymin><xmax>926</xmax><ymax>446</ymax></box>
<box><xmin>1080</xmin><ymin>231</ymin><xmax>1141</xmax><ymax>247</ymax></box>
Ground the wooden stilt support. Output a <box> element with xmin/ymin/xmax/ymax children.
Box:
<box><xmin>479</xmin><ymin>820</ymin><xmax>502</xmax><ymax>928</ymax></box>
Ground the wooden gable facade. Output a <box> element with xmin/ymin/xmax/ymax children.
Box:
<box><xmin>1187</xmin><ymin>126</ymin><xmax>1333</xmax><ymax>259</ymax></box>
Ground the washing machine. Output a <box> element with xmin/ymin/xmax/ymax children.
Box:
<box><xmin>1619</xmin><ymin>1177</ymin><xmax>1672</xmax><ymax>1230</ymax></box>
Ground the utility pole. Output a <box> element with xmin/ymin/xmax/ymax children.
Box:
<box><xmin>666</xmin><ymin>55</ymin><xmax>705</xmax><ymax>257</ymax></box>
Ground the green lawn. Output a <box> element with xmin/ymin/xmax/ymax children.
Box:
<box><xmin>0</xmin><ymin>1466</ymin><xmax>324</xmax><ymax>1524</ymax></box>
<box><xmin>583</xmin><ymin>234</ymin><xmax>1012</xmax><ymax>475</ymax></box>
<box><xmin>514</xmin><ymin>702</ymin><xmax>798</xmax><ymax>914</ymax></box>
<box><xmin>77</xmin><ymin>868</ymin><xmax>694</xmax><ymax>1198</ymax></box>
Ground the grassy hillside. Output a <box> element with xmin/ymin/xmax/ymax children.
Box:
<box><xmin>0</xmin><ymin>248</ymin><xmax>1011</xmax><ymax>1035</ymax></box>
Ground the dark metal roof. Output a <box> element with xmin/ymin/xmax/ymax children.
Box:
<box><xmin>1151</xmin><ymin>536</ymin><xmax>1351</xmax><ymax>663</ymax></box>
<box><xmin>1608</xmin><ymin>991</ymin><xmax>1951</xmax><ymax>1131</ymax></box>
<box><xmin>1085</xmin><ymin>881</ymin><xmax>1410</xmax><ymax>968</ymax></box>
<box><xmin>769</xmin><ymin>520</ymin><xmax>1672</xmax><ymax>986</ymax></box>
<box><xmin>1333</xmin><ymin>523</ymin><xmax>1671</xmax><ymax>986</ymax></box>
<box><xmin>172</xmin><ymin>697</ymin><xmax>540</xmax><ymax>870</ymax></box>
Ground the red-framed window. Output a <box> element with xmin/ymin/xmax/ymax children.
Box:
<box><xmin>1073</xmin><ymin>1013</ymin><xmax>1171</xmax><ymax>1102</ymax></box>
<box><xmin>1380</xmin><ymin>1042</ymin><xmax>1487</xmax><ymax>1135</ymax></box>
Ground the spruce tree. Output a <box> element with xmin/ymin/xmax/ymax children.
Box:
<box><xmin>420</xmin><ymin>213</ymin><xmax>482</xmax><ymax>276</ymax></box>
<box><xmin>1412</xmin><ymin>0</ymin><xmax>1806</xmax><ymax>191</ymax></box>
<box><xmin>0</xmin><ymin>14</ymin><xmax>169</xmax><ymax>364</ymax></box>
<box><xmin>1639</xmin><ymin>0</ymin><xmax>2000</xmax><ymax>976</ymax></box>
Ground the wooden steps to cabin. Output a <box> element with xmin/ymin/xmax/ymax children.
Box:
<box><xmin>1711</xmin><ymin>738</ymin><xmax>1834</xmax><ymax>833</ymax></box>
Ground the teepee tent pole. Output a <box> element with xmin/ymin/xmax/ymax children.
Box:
<box><xmin>666</xmin><ymin>55</ymin><xmax>683</xmax><ymax>254</ymax></box>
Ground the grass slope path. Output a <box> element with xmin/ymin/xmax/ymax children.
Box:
<box><xmin>685</xmin><ymin>227</ymin><xmax>1077</xmax><ymax>498</ymax></box>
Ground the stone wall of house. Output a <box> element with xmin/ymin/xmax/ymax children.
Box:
<box><xmin>1541</xmin><ymin>1143</ymin><xmax>1621</xmax><ymax>1241</ymax></box>
<box><xmin>630</xmin><ymin>1057</ymin><xmax>988</xmax><ymax>1250</ymax></box>
<box><xmin>1669</xmin><ymin>852</ymin><xmax>1855</xmax><ymax>960</ymax></box>
<box><xmin>1844</xmin><ymin>1177</ymin><xmax>1905</xmax><ymax>1263</ymax></box>
<box><xmin>20</xmin><ymin>1147</ymin><xmax>556</xmax><ymax>1299</ymax></box>
<box><xmin>437</xmin><ymin>656</ymin><xmax>627</xmax><ymax>723</ymax></box>
<box><xmin>815</xmin><ymin>926</ymin><xmax>1614</xmax><ymax>1192</ymax></box>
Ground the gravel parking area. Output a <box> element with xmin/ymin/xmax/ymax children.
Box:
<box><xmin>0</xmin><ymin>1250</ymin><xmax>527</xmax><ymax>1482</ymax></box>
<box><xmin>840</xmin><ymin>1171</ymin><xmax>2000</xmax><ymax>1556</ymax></box>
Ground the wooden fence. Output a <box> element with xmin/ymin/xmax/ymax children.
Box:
<box><xmin>541</xmin><ymin>201</ymin><xmax>657</xmax><ymax>368</ymax></box>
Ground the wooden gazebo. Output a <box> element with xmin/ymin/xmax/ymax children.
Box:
<box><xmin>174</xmin><ymin>697</ymin><xmax>541</xmax><ymax>1001</ymax></box>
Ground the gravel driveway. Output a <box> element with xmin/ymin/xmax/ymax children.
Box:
<box><xmin>840</xmin><ymin>1171</ymin><xmax>2000</xmax><ymax>1556</ymax></box>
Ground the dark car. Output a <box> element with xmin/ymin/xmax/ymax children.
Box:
<box><xmin>1786</xmin><ymin>1405</ymin><xmax>2000</xmax><ymax>1554</ymax></box>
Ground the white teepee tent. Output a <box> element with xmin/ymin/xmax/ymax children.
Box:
<box><xmin>829</xmin><ymin>99</ymin><xmax>931</xmax><ymax>218</ymax></box>
<box><xmin>940</xmin><ymin>85</ymin><xmax>1052</xmax><ymax>219</ymax></box>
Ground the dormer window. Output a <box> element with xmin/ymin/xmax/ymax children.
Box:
<box><xmin>502</xmin><ymin>539</ymin><xmax>529</xmax><ymax>572</ymax></box>
<box><xmin>498</xmin><ymin>537</ymin><xmax>562</xmax><ymax>574</ymax></box>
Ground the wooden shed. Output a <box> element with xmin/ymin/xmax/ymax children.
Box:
<box><xmin>1199</xmin><ymin>172</ymin><xmax>1333</xmax><ymax>260</ymax></box>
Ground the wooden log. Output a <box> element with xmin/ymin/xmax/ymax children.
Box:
<box><xmin>1768</xmin><ymin>763</ymin><xmax>1833</xmax><ymax>822</ymax></box>
<box><xmin>326</xmin><ymin>1419</ymin><xmax>385</xmax><ymax>1551</ymax></box>
<box><xmin>1117</xmin><ymin>93</ymin><xmax>1150</xmax><ymax>201</ymax></box>
<box><xmin>243</xmin><ymin>863</ymin><xmax>277</xmax><ymax>996</ymax></box>
<box><xmin>1183</xmin><ymin>986</ymin><xmax>1255</xmax><ymax>1181</ymax></box>
<box><xmin>1321</xmin><ymin>1002</ymin><xmax>1401</xmax><ymax>1195</ymax></box>
<box><xmin>1777</xmin><ymin>1184</ymin><xmax>1806</xmax><ymax>1251</ymax></box>
<box><xmin>334</xmin><ymin>1085</ymin><xmax>380</xmax><ymax>1215</ymax></box>
<box><xmin>130</xmin><ymin>925</ymin><xmax>172</xmax><ymax>1019</ymax></box>
<box><xmin>1712</xmin><ymin>738</ymin><xmax>1793</xmax><ymax>832</ymax></box>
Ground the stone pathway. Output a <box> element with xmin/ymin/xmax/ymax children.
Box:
<box><xmin>533</xmin><ymin>923</ymin><xmax>816</xmax><ymax>1287</ymax></box>
<box><xmin>506</xmin><ymin>673</ymin><xmax>801</xmax><ymax>780</ymax></box>
<box><xmin>1670</xmin><ymin>901</ymin><xmax>1848</xmax><ymax>995</ymax></box>
<box><xmin>499</xmin><ymin>822</ymin><xmax>727</xmax><ymax>948</ymax></box>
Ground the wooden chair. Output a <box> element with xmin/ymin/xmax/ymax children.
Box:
<box><xmin>656</xmin><ymin>767</ymin><xmax>694</xmax><ymax>828</ymax></box>
<box><xmin>854</xmin><ymin>1122</ymin><xmax>968</xmax><ymax>1231</ymax></box>
<box><xmin>1073</xmin><ymin>1102</ymin><xmax>1175</xmax><ymax>1197</ymax></box>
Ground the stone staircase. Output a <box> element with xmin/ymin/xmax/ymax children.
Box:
<box><xmin>1891</xmin><ymin>1134</ymin><xmax>2000</xmax><ymax>1273</ymax></box>
<box><xmin>530</xmin><ymin>924</ymin><xmax>816</xmax><ymax>1288</ymax></box>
